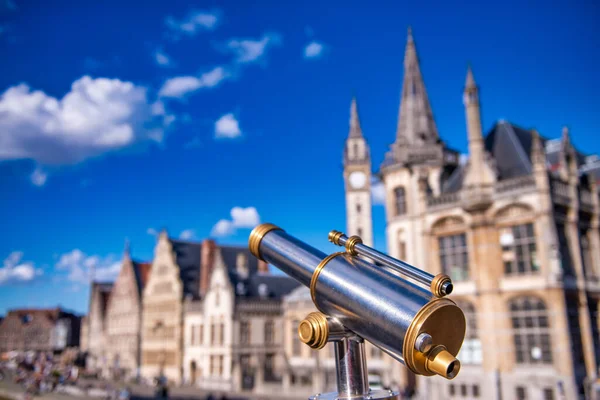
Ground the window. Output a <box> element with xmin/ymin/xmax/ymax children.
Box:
<box><xmin>199</xmin><ymin>324</ymin><xmax>203</xmax><ymax>345</ymax></box>
<box><xmin>357</xmin><ymin>228</ymin><xmax>363</xmax><ymax>237</ymax></box>
<box><xmin>218</xmin><ymin>355</ymin><xmax>224</xmax><ymax>376</ymax></box>
<box><xmin>353</xmin><ymin>143</ymin><xmax>359</xmax><ymax>159</ymax></box>
<box><xmin>356</xmin><ymin>203</ymin><xmax>362</xmax><ymax>213</ymax></box>
<box><xmin>264</xmin><ymin>320</ymin><xmax>274</xmax><ymax>345</ymax></box>
<box><xmin>394</xmin><ymin>187</ymin><xmax>406</xmax><ymax>216</ymax></box>
<box><xmin>455</xmin><ymin>300</ymin><xmax>481</xmax><ymax>364</ymax></box>
<box><xmin>449</xmin><ymin>384</ymin><xmax>455</xmax><ymax>396</ymax></box>
<box><xmin>516</xmin><ymin>386</ymin><xmax>527</xmax><ymax>400</ymax></box>
<box><xmin>264</xmin><ymin>353</ymin><xmax>279</xmax><ymax>382</ymax></box>
<box><xmin>439</xmin><ymin>233</ymin><xmax>469</xmax><ymax>281</ymax></box>
<box><xmin>292</xmin><ymin>319</ymin><xmax>301</xmax><ymax>356</ymax></box>
<box><xmin>510</xmin><ymin>297</ymin><xmax>553</xmax><ymax>364</ymax></box>
<box><xmin>543</xmin><ymin>388</ymin><xmax>555</xmax><ymax>400</ymax></box>
<box><xmin>580</xmin><ymin>231</ymin><xmax>596</xmax><ymax>278</ymax></box>
<box><xmin>398</xmin><ymin>241</ymin><xmax>406</xmax><ymax>260</ymax></box>
<box><xmin>190</xmin><ymin>325</ymin><xmax>196</xmax><ymax>346</ymax></box>
<box><xmin>460</xmin><ymin>384</ymin><xmax>467</xmax><ymax>396</ymax></box>
<box><xmin>473</xmin><ymin>385</ymin><xmax>480</xmax><ymax>397</ymax></box>
<box><xmin>219</xmin><ymin>322</ymin><xmax>224</xmax><ymax>345</ymax></box>
<box><xmin>209</xmin><ymin>356</ymin><xmax>215</xmax><ymax>376</ymax></box>
<box><xmin>556</xmin><ymin>222</ymin><xmax>575</xmax><ymax>277</ymax></box>
<box><xmin>501</xmin><ymin>223</ymin><xmax>539</xmax><ymax>275</ymax></box>
<box><xmin>240</xmin><ymin>321</ymin><xmax>250</xmax><ymax>344</ymax></box>
<box><xmin>210</xmin><ymin>323</ymin><xmax>215</xmax><ymax>345</ymax></box>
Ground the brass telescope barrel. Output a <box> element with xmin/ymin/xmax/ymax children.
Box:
<box><xmin>249</xmin><ymin>223</ymin><xmax>466</xmax><ymax>380</ymax></box>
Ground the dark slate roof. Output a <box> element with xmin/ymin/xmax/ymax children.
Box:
<box><xmin>246</xmin><ymin>274</ymin><xmax>301</xmax><ymax>299</ymax></box>
<box><xmin>218</xmin><ymin>245</ymin><xmax>300</xmax><ymax>300</ymax></box>
<box><xmin>442</xmin><ymin>120</ymin><xmax>600</xmax><ymax>193</ymax></box>
<box><xmin>169</xmin><ymin>239</ymin><xmax>202</xmax><ymax>299</ymax></box>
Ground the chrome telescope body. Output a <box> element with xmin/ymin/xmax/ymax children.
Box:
<box><xmin>249</xmin><ymin>224</ymin><xmax>466</xmax><ymax>384</ymax></box>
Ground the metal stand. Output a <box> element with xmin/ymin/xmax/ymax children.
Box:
<box><xmin>308</xmin><ymin>328</ymin><xmax>400</xmax><ymax>400</ymax></box>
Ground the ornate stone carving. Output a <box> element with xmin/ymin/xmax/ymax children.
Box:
<box><xmin>431</xmin><ymin>216</ymin><xmax>465</xmax><ymax>234</ymax></box>
<box><xmin>494</xmin><ymin>204</ymin><xmax>533</xmax><ymax>222</ymax></box>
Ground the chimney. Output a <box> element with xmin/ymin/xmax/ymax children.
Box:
<box><xmin>258</xmin><ymin>260</ymin><xmax>269</xmax><ymax>274</ymax></box>
<box><xmin>200</xmin><ymin>239</ymin><xmax>216</xmax><ymax>297</ymax></box>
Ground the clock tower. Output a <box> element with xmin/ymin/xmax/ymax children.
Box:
<box><xmin>343</xmin><ymin>97</ymin><xmax>374</xmax><ymax>246</ymax></box>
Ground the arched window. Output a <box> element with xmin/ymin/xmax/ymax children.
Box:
<box><xmin>455</xmin><ymin>300</ymin><xmax>481</xmax><ymax>365</ymax></box>
<box><xmin>353</xmin><ymin>143</ymin><xmax>359</xmax><ymax>159</ymax></box>
<box><xmin>510</xmin><ymin>297</ymin><xmax>553</xmax><ymax>364</ymax></box>
<box><xmin>394</xmin><ymin>187</ymin><xmax>406</xmax><ymax>216</ymax></box>
<box><xmin>356</xmin><ymin>203</ymin><xmax>362</xmax><ymax>213</ymax></box>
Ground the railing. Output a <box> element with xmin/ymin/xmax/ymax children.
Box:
<box><xmin>235</xmin><ymin>299</ymin><xmax>282</xmax><ymax>313</ymax></box>
<box><xmin>427</xmin><ymin>192</ymin><xmax>460</xmax><ymax>208</ymax></box>
<box><xmin>495</xmin><ymin>175</ymin><xmax>536</xmax><ymax>194</ymax></box>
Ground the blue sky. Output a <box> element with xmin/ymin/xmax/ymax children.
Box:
<box><xmin>0</xmin><ymin>0</ymin><xmax>598</xmax><ymax>315</ymax></box>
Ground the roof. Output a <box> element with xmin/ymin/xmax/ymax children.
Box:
<box><xmin>442</xmin><ymin>120</ymin><xmax>600</xmax><ymax>192</ymax></box>
<box><xmin>169</xmin><ymin>239</ymin><xmax>203</xmax><ymax>299</ymax></box>
<box><xmin>132</xmin><ymin>260</ymin><xmax>152</xmax><ymax>295</ymax></box>
<box><xmin>218</xmin><ymin>245</ymin><xmax>300</xmax><ymax>300</ymax></box>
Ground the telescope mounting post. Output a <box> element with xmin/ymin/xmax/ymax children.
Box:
<box><xmin>299</xmin><ymin>313</ymin><xmax>400</xmax><ymax>400</ymax></box>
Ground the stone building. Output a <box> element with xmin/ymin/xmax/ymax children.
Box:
<box><xmin>183</xmin><ymin>245</ymin><xmax>299</xmax><ymax>394</ymax></box>
<box><xmin>140</xmin><ymin>232</ymin><xmax>218</xmax><ymax>384</ymax></box>
<box><xmin>0</xmin><ymin>307</ymin><xmax>81</xmax><ymax>352</ymax></box>
<box><xmin>280</xmin><ymin>286</ymin><xmax>402</xmax><ymax>398</ymax></box>
<box><xmin>105</xmin><ymin>246</ymin><xmax>152</xmax><ymax>380</ymax></box>
<box><xmin>86</xmin><ymin>281</ymin><xmax>112</xmax><ymax>375</ymax></box>
<box><xmin>343</xmin><ymin>28</ymin><xmax>600</xmax><ymax>400</ymax></box>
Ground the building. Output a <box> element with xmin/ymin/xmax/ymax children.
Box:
<box><xmin>140</xmin><ymin>232</ymin><xmax>218</xmax><ymax>384</ymax></box>
<box><xmin>342</xmin><ymin>27</ymin><xmax>600</xmax><ymax>400</ymax></box>
<box><xmin>183</xmin><ymin>245</ymin><xmax>299</xmax><ymax>394</ymax></box>
<box><xmin>86</xmin><ymin>281</ymin><xmax>113</xmax><ymax>375</ymax></box>
<box><xmin>105</xmin><ymin>245</ymin><xmax>152</xmax><ymax>380</ymax></box>
<box><xmin>0</xmin><ymin>307</ymin><xmax>81</xmax><ymax>353</ymax></box>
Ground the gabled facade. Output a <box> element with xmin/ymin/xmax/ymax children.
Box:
<box><xmin>344</xmin><ymin>28</ymin><xmax>600</xmax><ymax>400</ymax></box>
<box><xmin>105</xmin><ymin>244</ymin><xmax>151</xmax><ymax>380</ymax></box>
<box><xmin>86</xmin><ymin>281</ymin><xmax>112</xmax><ymax>375</ymax></box>
<box><xmin>183</xmin><ymin>245</ymin><xmax>299</xmax><ymax>395</ymax></box>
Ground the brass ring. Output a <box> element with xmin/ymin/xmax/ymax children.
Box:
<box><xmin>328</xmin><ymin>230</ymin><xmax>344</xmax><ymax>245</ymax></box>
<box><xmin>345</xmin><ymin>236</ymin><xmax>363</xmax><ymax>256</ymax></box>
<box><xmin>310</xmin><ymin>252</ymin><xmax>346</xmax><ymax>310</ymax></box>
<box><xmin>430</xmin><ymin>273</ymin><xmax>452</xmax><ymax>298</ymax></box>
<box><xmin>248</xmin><ymin>223</ymin><xmax>283</xmax><ymax>260</ymax></box>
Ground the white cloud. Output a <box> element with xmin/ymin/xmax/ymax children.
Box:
<box><xmin>165</xmin><ymin>10</ymin><xmax>219</xmax><ymax>35</ymax></box>
<box><xmin>371</xmin><ymin>177</ymin><xmax>385</xmax><ymax>205</ymax></box>
<box><xmin>0</xmin><ymin>251</ymin><xmax>42</xmax><ymax>285</ymax></box>
<box><xmin>147</xmin><ymin>227</ymin><xmax>158</xmax><ymax>237</ymax></box>
<box><xmin>154</xmin><ymin>49</ymin><xmax>171</xmax><ymax>66</ymax></box>
<box><xmin>30</xmin><ymin>166</ymin><xmax>47</xmax><ymax>186</ymax></box>
<box><xmin>304</xmin><ymin>41</ymin><xmax>324</xmax><ymax>59</ymax></box>
<box><xmin>211</xmin><ymin>206</ymin><xmax>260</xmax><ymax>237</ymax></box>
<box><xmin>179</xmin><ymin>229</ymin><xmax>195</xmax><ymax>240</ymax></box>
<box><xmin>159</xmin><ymin>66</ymin><xmax>228</xmax><ymax>98</ymax></box>
<box><xmin>226</xmin><ymin>33</ymin><xmax>281</xmax><ymax>64</ymax></box>
<box><xmin>215</xmin><ymin>113</ymin><xmax>241</xmax><ymax>138</ymax></box>
<box><xmin>459</xmin><ymin>153</ymin><xmax>469</xmax><ymax>165</ymax></box>
<box><xmin>56</xmin><ymin>249</ymin><xmax>121</xmax><ymax>283</ymax></box>
<box><xmin>0</xmin><ymin>76</ymin><xmax>165</xmax><ymax>166</ymax></box>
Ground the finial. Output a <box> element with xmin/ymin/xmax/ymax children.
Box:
<box><xmin>407</xmin><ymin>26</ymin><xmax>413</xmax><ymax>42</ymax></box>
<box><xmin>531</xmin><ymin>129</ymin><xmax>544</xmax><ymax>164</ymax></box>
<box><xmin>465</xmin><ymin>64</ymin><xmax>476</xmax><ymax>89</ymax></box>
<box><xmin>349</xmin><ymin>96</ymin><xmax>362</xmax><ymax>138</ymax></box>
<box><xmin>124</xmin><ymin>238</ymin><xmax>131</xmax><ymax>256</ymax></box>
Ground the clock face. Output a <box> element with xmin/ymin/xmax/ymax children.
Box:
<box><xmin>349</xmin><ymin>171</ymin><xmax>367</xmax><ymax>189</ymax></box>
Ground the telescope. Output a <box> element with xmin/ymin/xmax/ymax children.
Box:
<box><xmin>248</xmin><ymin>223</ymin><xmax>466</xmax><ymax>400</ymax></box>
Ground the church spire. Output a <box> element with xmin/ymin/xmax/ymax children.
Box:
<box><xmin>395</xmin><ymin>27</ymin><xmax>439</xmax><ymax>146</ymax></box>
<box><xmin>349</xmin><ymin>96</ymin><xmax>363</xmax><ymax>138</ymax></box>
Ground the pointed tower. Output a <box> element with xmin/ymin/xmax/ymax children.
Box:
<box><xmin>462</xmin><ymin>65</ymin><xmax>495</xmax><ymax>188</ymax></box>
<box><xmin>395</xmin><ymin>27</ymin><xmax>439</xmax><ymax>148</ymax></box>
<box><xmin>343</xmin><ymin>97</ymin><xmax>374</xmax><ymax>246</ymax></box>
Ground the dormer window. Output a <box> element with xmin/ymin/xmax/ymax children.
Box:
<box><xmin>237</xmin><ymin>253</ymin><xmax>248</xmax><ymax>280</ymax></box>
<box><xmin>22</xmin><ymin>314</ymin><xmax>32</xmax><ymax>324</ymax></box>
<box><xmin>258</xmin><ymin>283</ymin><xmax>268</xmax><ymax>297</ymax></box>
